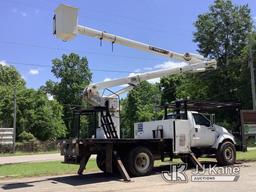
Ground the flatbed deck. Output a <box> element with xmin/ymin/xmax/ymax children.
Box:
<box><xmin>61</xmin><ymin>138</ymin><xmax>173</xmax><ymax>162</ymax></box>
<box><xmin>78</xmin><ymin>138</ymin><xmax>171</xmax><ymax>144</ymax></box>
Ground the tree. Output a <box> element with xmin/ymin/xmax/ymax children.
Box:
<box><xmin>121</xmin><ymin>81</ymin><xmax>162</xmax><ymax>137</ymax></box>
<box><xmin>0</xmin><ymin>64</ymin><xmax>25</xmax><ymax>127</ymax></box>
<box><xmin>0</xmin><ymin>64</ymin><xmax>66</xmax><ymax>141</ymax></box>
<box><xmin>172</xmin><ymin>0</ymin><xmax>253</xmax><ymax>105</ymax></box>
<box><xmin>160</xmin><ymin>74</ymin><xmax>185</xmax><ymax>105</ymax></box>
<box><xmin>41</xmin><ymin>53</ymin><xmax>92</xmax><ymax>135</ymax></box>
<box><xmin>0</xmin><ymin>85</ymin><xmax>14</xmax><ymax>127</ymax></box>
<box><xmin>16</xmin><ymin>89</ymin><xmax>66</xmax><ymax>141</ymax></box>
<box><xmin>194</xmin><ymin>0</ymin><xmax>252</xmax><ymax>63</ymax></box>
<box><xmin>0</xmin><ymin>64</ymin><xmax>25</xmax><ymax>88</ymax></box>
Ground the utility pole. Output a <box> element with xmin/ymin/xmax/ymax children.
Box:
<box><xmin>12</xmin><ymin>86</ymin><xmax>17</xmax><ymax>153</ymax></box>
<box><xmin>249</xmin><ymin>34</ymin><xmax>256</xmax><ymax>110</ymax></box>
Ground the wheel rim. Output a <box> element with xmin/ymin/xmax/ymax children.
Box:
<box><xmin>224</xmin><ymin>147</ymin><xmax>233</xmax><ymax>161</ymax></box>
<box><xmin>134</xmin><ymin>152</ymin><xmax>150</xmax><ymax>172</ymax></box>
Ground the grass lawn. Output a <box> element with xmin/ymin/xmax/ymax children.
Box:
<box><xmin>0</xmin><ymin>149</ymin><xmax>255</xmax><ymax>179</ymax></box>
<box><xmin>0</xmin><ymin>150</ymin><xmax>58</xmax><ymax>157</ymax></box>
<box><xmin>0</xmin><ymin>160</ymin><xmax>98</xmax><ymax>179</ymax></box>
<box><xmin>237</xmin><ymin>149</ymin><xmax>256</xmax><ymax>161</ymax></box>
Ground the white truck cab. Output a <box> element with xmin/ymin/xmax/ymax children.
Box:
<box><xmin>165</xmin><ymin>111</ymin><xmax>235</xmax><ymax>149</ymax></box>
<box><xmin>134</xmin><ymin>110</ymin><xmax>236</xmax><ymax>166</ymax></box>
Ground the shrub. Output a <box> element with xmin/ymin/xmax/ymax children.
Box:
<box><xmin>18</xmin><ymin>131</ymin><xmax>36</xmax><ymax>142</ymax></box>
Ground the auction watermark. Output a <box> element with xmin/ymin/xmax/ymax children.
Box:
<box><xmin>161</xmin><ymin>164</ymin><xmax>240</xmax><ymax>183</ymax></box>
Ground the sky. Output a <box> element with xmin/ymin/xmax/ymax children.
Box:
<box><xmin>0</xmin><ymin>0</ymin><xmax>256</xmax><ymax>90</ymax></box>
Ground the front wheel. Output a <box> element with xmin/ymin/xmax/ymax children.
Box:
<box><xmin>216</xmin><ymin>141</ymin><xmax>236</xmax><ymax>166</ymax></box>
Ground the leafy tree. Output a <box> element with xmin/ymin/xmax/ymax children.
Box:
<box><xmin>0</xmin><ymin>64</ymin><xmax>25</xmax><ymax>127</ymax></box>
<box><xmin>16</xmin><ymin>89</ymin><xmax>66</xmax><ymax>141</ymax></box>
<box><xmin>121</xmin><ymin>81</ymin><xmax>162</xmax><ymax>137</ymax></box>
<box><xmin>160</xmin><ymin>74</ymin><xmax>185</xmax><ymax>105</ymax></box>
<box><xmin>0</xmin><ymin>85</ymin><xmax>14</xmax><ymax>127</ymax></box>
<box><xmin>0</xmin><ymin>64</ymin><xmax>25</xmax><ymax>88</ymax></box>
<box><xmin>162</xmin><ymin>0</ymin><xmax>254</xmax><ymax>107</ymax></box>
<box><xmin>191</xmin><ymin>0</ymin><xmax>253</xmax><ymax>102</ymax></box>
<box><xmin>194</xmin><ymin>0</ymin><xmax>252</xmax><ymax>63</ymax></box>
<box><xmin>0</xmin><ymin>64</ymin><xmax>66</xmax><ymax>141</ymax></box>
<box><xmin>41</xmin><ymin>53</ymin><xmax>92</xmax><ymax>136</ymax></box>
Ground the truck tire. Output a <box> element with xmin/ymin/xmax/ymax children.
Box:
<box><xmin>96</xmin><ymin>153</ymin><xmax>106</xmax><ymax>172</ymax></box>
<box><xmin>126</xmin><ymin>146</ymin><xmax>154</xmax><ymax>177</ymax></box>
<box><xmin>216</xmin><ymin>141</ymin><xmax>236</xmax><ymax>166</ymax></box>
<box><xmin>96</xmin><ymin>153</ymin><xmax>118</xmax><ymax>174</ymax></box>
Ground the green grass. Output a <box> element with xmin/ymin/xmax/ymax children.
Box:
<box><xmin>0</xmin><ymin>160</ymin><xmax>98</xmax><ymax>179</ymax></box>
<box><xmin>237</xmin><ymin>149</ymin><xmax>256</xmax><ymax>161</ymax></box>
<box><xmin>0</xmin><ymin>149</ymin><xmax>256</xmax><ymax>179</ymax></box>
<box><xmin>0</xmin><ymin>150</ymin><xmax>58</xmax><ymax>157</ymax></box>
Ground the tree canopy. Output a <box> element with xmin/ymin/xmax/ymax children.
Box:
<box><xmin>41</xmin><ymin>53</ymin><xmax>92</xmax><ymax>136</ymax></box>
<box><xmin>121</xmin><ymin>81</ymin><xmax>162</xmax><ymax>137</ymax></box>
<box><xmin>0</xmin><ymin>64</ymin><xmax>66</xmax><ymax>141</ymax></box>
<box><xmin>160</xmin><ymin>0</ymin><xmax>254</xmax><ymax>108</ymax></box>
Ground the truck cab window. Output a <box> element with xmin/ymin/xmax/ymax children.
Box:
<box><xmin>192</xmin><ymin>113</ymin><xmax>211</xmax><ymax>127</ymax></box>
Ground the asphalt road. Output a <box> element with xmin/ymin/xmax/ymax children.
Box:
<box><xmin>0</xmin><ymin>161</ymin><xmax>255</xmax><ymax>192</ymax></box>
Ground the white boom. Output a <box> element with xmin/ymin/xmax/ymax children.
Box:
<box><xmin>77</xmin><ymin>25</ymin><xmax>203</xmax><ymax>64</ymax></box>
<box><xmin>84</xmin><ymin>60</ymin><xmax>216</xmax><ymax>106</ymax></box>
<box><xmin>53</xmin><ymin>4</ymin><xmax>217</xmax><ymax>137</ymax></box>
<box><xmin>54</xmin><ymin>4</ymin><xmax>215</xmax><ymax>65</ymax></box>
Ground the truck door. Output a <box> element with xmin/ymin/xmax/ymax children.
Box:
<box><xmin>191</xmin><ymin>113</ymin><xmax>217</xmax><ymax>147</ymax></box>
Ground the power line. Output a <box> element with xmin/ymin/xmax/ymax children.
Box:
<box><xmin>0</xmin><ymin>40</ymin><xmax>162</xmax><ymax>62</ymax></box>
<box><xmin>6</xmin><ymin>60</ymin><xmax>135</xmax><ymax>74</ymax></box>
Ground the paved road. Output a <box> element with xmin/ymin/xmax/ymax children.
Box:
<box><xmin>0</xmin><ymin>154</ymin><xmax>96</xmax><ymax>165</ymax></box>
<box><xmin>0</xmin><ymin>161</ymin><xmax>255</xmax><ymax>192</ymax></box>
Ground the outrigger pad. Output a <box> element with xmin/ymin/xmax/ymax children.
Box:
<box><xmin>77</xmin><ymin>153</ymin><xmax>91</xmax><ymax>175</ymax></box>
<box><xmin>113</xmin><ymin>152</ymin><xmax>131</xmax><ymax>182</ymax></box>
<box><xmin>189</xmin><ymin>153</ymin><xmax>203</xmax><ymax>170</ymax></box>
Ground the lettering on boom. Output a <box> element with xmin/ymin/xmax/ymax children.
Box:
<box><xmin>149</xmin><ymin>46</ymin><xmax>171</xmax><ymax>56</ymax></box>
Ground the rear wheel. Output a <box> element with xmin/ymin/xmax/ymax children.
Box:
<box><xmin>96</xmin><ymin>153</ymin><xmax>106</xmax><ymax>172</ymax></box>
<box><xmin>216</xmin><ymin>141</ymin><xmax>236</xmax><ymax>166</ymax></box>
<box><xmin>126</xmin><ymin>146</ymin><xmax>154</xmax><ymax>177</ymax></box>
<box><xmin>96</xmin><ymin>152</ymin><xmax>118</xmax><ymax>173</ymax></box>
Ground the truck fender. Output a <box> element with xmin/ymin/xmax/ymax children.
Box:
<box><xmin>211</xmin><ymin>134</ymin><xmax>235</xmax><ymax>149</ymax></box>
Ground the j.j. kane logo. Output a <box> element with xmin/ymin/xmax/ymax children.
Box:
<box><xmin>161</xmin><ymin>164</ymin><xmax>240</xmax><ymax>183</ymax></box>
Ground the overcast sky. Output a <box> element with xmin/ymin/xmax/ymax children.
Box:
<box><xmin>0</xmin><ymin>0</ymin><xmax>255</xmax><ymax>89</ymax></box>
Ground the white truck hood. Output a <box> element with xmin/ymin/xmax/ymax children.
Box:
<box><xmin>213</xmin><ymin>124</ymin><xmax>235</xmax><ymax>140</ymax></box>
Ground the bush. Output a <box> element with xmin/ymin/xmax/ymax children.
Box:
<box><xmin>247</xmin><ymin>136</ymin><xmax>256</xmax><ymax>147</ymax></box>
<box><xmin>18</xmin><ymin>131</ymin><xmax>36</xmax><ymax>142</ymax></box>
<box><xmin>15</xmin><ymin>140</ymin><xmax>59</xmax><ymax>152</ymax></box>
